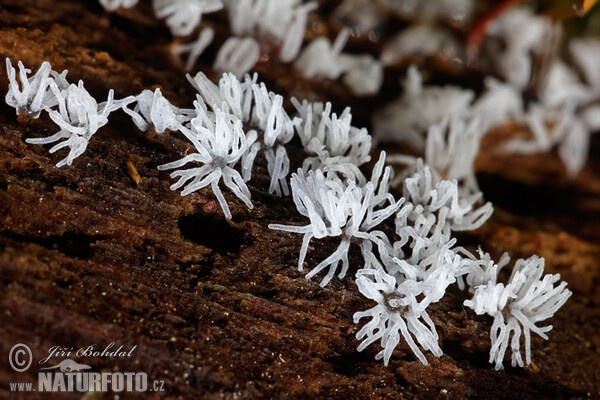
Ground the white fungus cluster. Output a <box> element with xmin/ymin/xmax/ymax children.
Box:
<box><xmin>270</xmin><ymin>151</ymin><xmax>403</xmax><ymax>287</ymax></box>
<box><xmin>294</xmin><ymin>29</ymin><xmax>384</xmax><ymax>96</ymax></box>
<box><xmin>158</xmin><ymin>105</ymin><xmax>254</xmax><ymax>219</ymax></box>
<box><xmin>6</xmin><ymin>58</ymin><xmax>572</xmax><ymax>369</ymax></box>
<box><xmin>224</xmin><ymin>0</ymin><xmax>318</xmax><ymax>64</ymax></box>
<box><xmin>5</xmin><ymin>59</ymin><xmax>66</xmax><ymax>118</ymax></box>
<box><xmin>97</xmin><ymin>0</ymin><xmax>383</xmax><ymax>96</ymax></box>
<box><xmin>171</xmin><ymin>27</ymin><xmax>215</xmax><ymax>73</ymax></box>
<box><xmin>373</xmin><ymin>5</ymin><xmax>598</xmax><ymax>177</ymax></box>
<box><xmin>98</xmin><ymin>0</ymin><xmax>597</xmax><ymax>176</ymax></box>
<box><xmin>123</xmin><ymin>88</ymin><xmax>194</xmax><ymax>133</ymax></box>
<box><xmin>502</xmin><ymin>36</ymin><xmax>600</xmax><ymax>176</ymax></box>
<box><xmin>97</xmin><ymin>0</ymin><xmax>323</xmax><ymax>79</ymax></box>
<box><xmin>153</xmin><ymin>0</ymin><xmax>224</xmax><ymax>37</ymax></box>
<box><xmin>373</xmin><ymin>65</ymin><xmax>524</xmax><ymax>156</ymax></box>
<box><xmin>273</xmin><ymin>141</ymin><xmax>568</xmax><ymax>368</ymax></box>
<box><xmin>373</xmin><ymin>66</ymin><xmax>475</xmax><ymax>151</ymax></box>
<box><xmin>7</xmin><ymin>0</ymin><xmax>576</xmax><ymax>370</ymax></box>
<box><xmin>292</xmin><ymin>99</ymin><xmax>371</xmax><ymax>184</ymax></box>
<box><xmin>5</xmin><ymin>59</ymin><xmax>133</xmax><ymax>167</ymax></box>
<box><xmin>464</xmin><ymin>255</ymin><xmax>571</xmax><ymax>370</ymax></box>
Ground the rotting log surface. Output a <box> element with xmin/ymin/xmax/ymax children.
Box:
<box><xmin>1</xmin><ymin>1</ymin><xmax>599</xmax><ymax>399</ymax></box>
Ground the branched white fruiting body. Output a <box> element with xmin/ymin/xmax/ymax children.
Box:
<box><xmin>295</xmin><ymin>29</ymin><xmax>350</xmax><ymax>80</ymax></box>
<box><xmin>172</xmin><ymin>27</ymin><xmax>215</xmax><ymax>72</ymax></box>
<box><xmin>353</xmin><ymin>265</ymin><xmax>446</xmax><ymax>366</ymax></box>
<box><xmin>455</xmin><ymin>248</ymin><xmax>510</xmax><ymax>291</ymax></box>
<box><xmin>153</xmin><ymin>0</ymin><xmax>223</xmax><ymax>37</ymax></box>
<box><xmin>506</xmin><ymin>104</ymin><xmax>589</xmax><ymax>176</ymax></box>
<box><xmin>5</xmin><ymin>58</ymin><xmax>61</xmax><ymax>118</ymax></box>
<box><xmin>464</xmin><ymin>256</ymin><xmax>571</xmax><ymax>370</ymax></box>
<box><xmin>224</xmin><ymin>0</ymin><xmax>317</xmax><ymax>63</ymax></box>
<box><xmin>485</xmin><ymin>7</ymin><xmax>553</xmax><ymax>90</ymax></box>
<box><xmin>425</xmin><ymin>116</ymin><xmax>484</xmax><ymax>195</ymax></box>
<box><xmin>187</xmin><ymin>71</ymin><xmax>297</xmax><ymax>193</ymax></box>
<box><xmin>99</xmin><ymin>0</ymin><xmax>139</xmax><ymax>11</ymax></box>
<box><xmin>353</xmin><ymin>157</ymin><xmax>496</xmax><ymax>366</ymax></box>
<box><xmin>470</xmin><ymin>77</ymin><xmax>523</xmax><ymax>131</ymax></box>
<box><xmin>490</xmin><ymin>25</ymin><xmax>600</xmax><ymax>177</ymax></box>
<box><xmin>373</xmin><ymin>66</ymin><xmax>474</xmax><ymax>150</ymax></box>
<box><xmin>214</xmin><ymin>37</ymin><xmax>260</xmax><ymax>78</ymax></box>
<box><xmin>570</xmin><ymin>37</ymin><xmax>600</xmax><ymax>91</ymax></box>
<box><xmin>279</xmin><ymin>1</ymin><xmax>319</xmax><ymax>63</ymax></box>
<box><xmin>292</xmin><ymin>99</ymin><xmax>372</xmax><ymax>184</ymax></box>
<box><xmin>25</xmin><ymin>81</ymin><xmax>117</xmax><ymax>167</ymax></box>
<box><xmin>294</xmin><ymin>29</ymin><xmax>383</xmax><ymax>96</ymax></box>
<box><xmin>158</xmin><ymin>105</ymin><xmax>255</xmax><ymax>219</ymax></box>
<box><xmin>401</xmin><ymin>162</ymin><xmax>493</xmax><ymax>233</ymax></box>
<box><xmin>123</xmin><ymin>88</ymin><xmax>193</xmax><ymax>133</ymax></box>
<box><xmin>539</xmin><ymin>61</ymin><xmax>590</xmax><ymax>109</ymax></box>
<box><xmin>187</xmin><ymin>71</ymin><xmax>248</xmax><ymax>121</ymax></box>
<box><xmin>6</xmin><ymin>52</ymin><xmax>574</xmax><ymax>372</ymax></box>
<box><xmin>503</xmin><ymin>58</ymin><xmax>595</xmax><ymax>176</ymax></box>
<box><xmin>251</xmin><ymin>83</ymin><xmax>299</xmax><ymax>196</ymax></box>
<box><xmin>269</xmin><ymin>153</ymin><xmax>402</xmax><ymax>287</ymax></box>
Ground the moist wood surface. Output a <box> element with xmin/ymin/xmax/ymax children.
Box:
<box><xmin>0</xmin><ymin>1</ymin><xmax>599</xmax><ymax>399</ymax></box>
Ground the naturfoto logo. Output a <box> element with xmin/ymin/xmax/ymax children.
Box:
<box><xmin>7</xmin><ymin>343</ymin><xmax>164</xmax><ymax>394</ymax></box>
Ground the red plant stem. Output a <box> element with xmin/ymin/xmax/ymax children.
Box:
<box><xmin>467</xmin><ymin>0</ymin><xmax>529</xmax><ymax>56</ymax></box>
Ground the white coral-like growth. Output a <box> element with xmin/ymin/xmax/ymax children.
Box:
<box><xmin>153</xmin><ymin>0</ymin><xmax>223</xmax><ymax>37</ymax></box>
<box><xmin>455</xmin><ymin>248</ymin><xmax>510</xmax><ymax>291</ymax></box>
<box><xmin>158</xmin><ymin>105</ymin><xmax>255</xmax><ymax>219</ymax></box>
<box><xmin>5</xmin><ymin>58</ymin><xmax>61</xmax><ymax>118</ymax></box>
<box><xmin>123</xmin><ymin>88</ymin><xmax>193</xmax><ymax>133</ymax></box>
<box><xmin>424</xmin><ymin>117</ymin><xmax>484</xmax><ymax>194</ymax></box>
<box><xmin>506</xmin><ymin>102</ymin><xmax>590</xmax><ymax>176</ymax></box>
<box><xmin>278</xmin><ymin>1</ymin><xmax>319</xmax><ymax>63</ymax></box>
<box><xmin>224</xmin><ymin>0</ymin><xmax>317</xmax><ymax>63</ymax></box>
<box><xmin>187</xmin><ymin>71</ymin><xmax>298</xmax><ymax>194</ymax></box>
<box><xmin>294</xmin><ymin>29</ymin><xmax>383</xmax><ymax>96</ymax></box>
<box><xmin>213</xmin><ymin>37</ymin><xmax>260</xmax><ymax>78</ymax></box>
<box><xmin>341</xmin><ymin>54</ymin><xmax>384</xmax><ymax>97</ymax></box>
<box><xmin>295</xmin><ymin>29</ymin><xmax>350</xmax><ymax>80</ymax></box>
<box><xmin>353</xmin><ymin>263</ymin><xmax>448</xmax><ymax>366</ymax></box>
<box><xmin>172</xmin><ymin>27</ymin><xmax>215</xmax><ymax>72</ymax></box>
<box><xmin>502</xmin><ymin>53</ymin><xmax>597</xmax><ymax>176</ymax></box>
<box><xmin>464</xmin><ymin>256</ymin><xmax>571</xmax><ymax>370</ymax></box>
<box><xmin>25</xmin><ymin>81</ymin><xmax>117</xmax><ymax>167</ymax></box>
<box><xmin>373</xmin><ymin>66</ymin><xmax>474</xmax><ymax>150</ymax></box>
<box><xmin>485</xmin><ymin>7</ymin><xmax>553</xmax><ymax>90</ymax></box>
<box><xmin>269</xmin><ymin>153</ymin><xmax>402</xmax><ymax>287</ymax></box>
<box><xmin>187</xmin><ymin>71</ymin><xmax>248</xmax><ymax>121</ymax></box>
<box><xmin>470</xmin><ymin>77</ymin><xmax>523</xmax><ymax>131</ymax></box>
<box><xmin>250</xmin><ymin>83</ymin><xmax>299</xmax><ymax>196</ymax></box>
<box><xmin>570</xmin><ymin>37</ymin><xmax>600</xmax><ymax>90</ymax></box>
<box><xmin>401</xmin><ymin>161</ymin><xmax>493</xmax><ymax>232</ymax></box>
<box><xmin>292</xmin><ymin>99</ymin><xmax>372</xmax><ymax>184</ymax></box>
<box><xmin>99</xmin><ymin>0</ymin><xmax>139</xmax><ymax>11</ymax></box>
